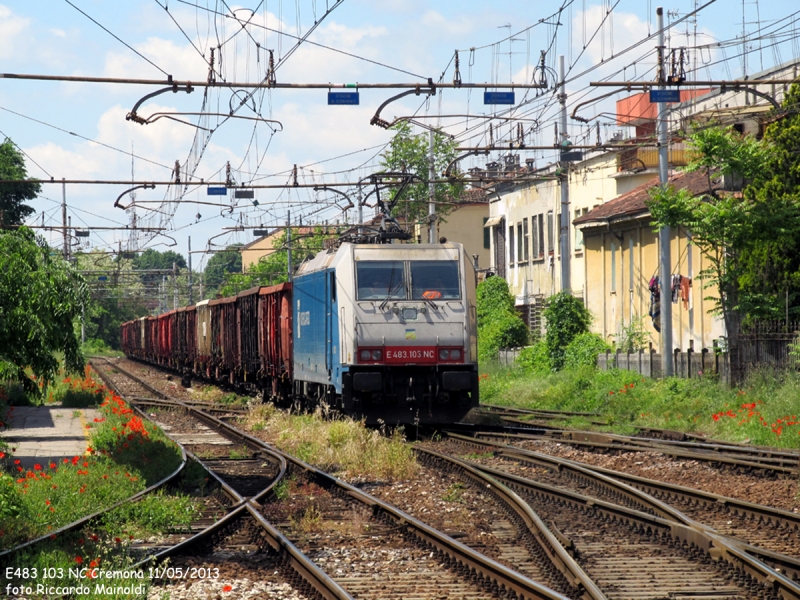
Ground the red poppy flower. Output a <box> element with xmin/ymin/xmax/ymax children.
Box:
<box><xmin>115</xmin><ymin>537</ymin><xmax>121</xmax><ymax>543</ymax></box>
<box><xmin>74</xmin><ymin>556</ymin><xmax>83</xmax><ymax>564</ymax></box>
<box><xmin>223</xmin><ymin>585</ymin><xmax>233</xmax><ymax>593</ymax></box>
<box><xmin>34</xmin><ymin>464</ymin><xmax>42</xmax><ymax>471</ymax></box>
<box><xmin>0</xmin><ymin>452</ymin><xmax>5</xmax><ymax>459</ymax></box>
<box><xmin>13</xmin><ymin>459</ymin><xmax>20</xmax><ymax>465</ymax></box>
<box><xmin>49</xmin><ymin>462</ymin><xmax>56</xmax><ymax>469</ymax></box>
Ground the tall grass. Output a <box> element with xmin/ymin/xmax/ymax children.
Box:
<box><xmin>480</xmin><ymin>362</ymin><xmax>800</xmax><ymax>449</ymax></box>
<box><xmin>244</xmin><ymin>404</ymin><xmax>418</xmax><ymax>480</ymax></box>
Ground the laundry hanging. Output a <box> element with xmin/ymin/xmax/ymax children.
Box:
<box><xmin>648</xmin><ymin>276</ymin><xmax>661</xmax><ymax>332</ymax></box>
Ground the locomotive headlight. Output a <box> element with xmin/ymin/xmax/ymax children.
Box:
<box><xmin>439</xmin><ymin>349</ymin><xmax>450</xmax><ymax>360</ymax></box>
<box><xmin>450</xmin><ymin>349</ymin><xmax>461</xmax><ymax>360</ymax></box>
<box><xmin>360</xmin><ymin>350</ymin><xmax>371</xmax><ymax>361</ymax></box>
<box><xmin>372</xmin><ymin>350</ymin><xmax>382</xmax><ymax>360</ymax></box>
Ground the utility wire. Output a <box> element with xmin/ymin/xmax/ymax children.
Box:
<box><xmin>63</xmin><ymin>0</ymin><xmax>171</xmax><ymax>77</ymax></box>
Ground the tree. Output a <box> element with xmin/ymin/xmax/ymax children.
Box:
<box><xmin>379</xmin><ymin>122</ymin><xmax>463</xmax><ymax>228</ymax></box>
<box><xmin>646</xmin><ymin>124</ymin><xmax>780</xmax><ymax>344</ymax></box>
<box><xmin>0</xmin><ymin>228</ymin><xmax>88</xmax><ymax>390</ymax></box>
<box><xmin>74</xmin><ymin>251</ymin><xmax>149</xmax><ymax>349</ymax></box>
<box><xmin>203</xmin><ymin>245</ymin><xmax>243</xmax><ymax>297</ymax></box>
<box><xmin>543</xmin><ymin>292</ymin><xmax>592</xmax><ymax>370</ymax></box>
<box><xmin>738</xmin><ymin>83</ymin><xmax>800</xmax><ymax>321</ymax></box>
<box><xmin>219</xmin><ymin>229</ymin><xmax>332</xmax><ymax>296</ymax></box>
<box><xmin>476</xmin><ymin>276</ymin><xmax>528</xmax><ymax>361</ymax></box>
<box><xmin>0</xmin><ymin>138</ymin><xmax>40</xmax><ymax>226</ymax></box>
<box><xmin>133</xmin><ymin>248</ymin><xmax>187</xmax><ymax>271</ymax></box>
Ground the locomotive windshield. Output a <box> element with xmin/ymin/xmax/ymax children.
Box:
<box><xmin>356</xmin><ymin>259</ymin><xmax>460</xmax><ymax>301</ymax></box>
<box><xmin>356</xmin><ymin>261</ymin><xmax>406</xmax><ymax>300</ymax></box>
<box><xmin>410</xmin><ymin>261</ymin><xmax>460</xmax><ymax>300</ymax></box>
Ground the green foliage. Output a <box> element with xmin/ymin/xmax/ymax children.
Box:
<box><xmin>646</xmin><ymin>126</ymin><xmax>773</xmax><ymax>339</ymax></box>
<box><xmin>133</xmin><ymin>248</ymin><xmax>187</xmax><ymax>271</ymax></box>
<box><xmin>220</xmin><ymin>228</ymin><xmax>333</xmax><ymax>296</ymax></box>
<box><xmin>476</xmin><ymin>275</ymin><xmax>516</xmax><ymax>324</ymax></box>
<box><xmin>684</xmin><ymin>123</ymin><xmax>767</xmax><ymax>181</ymax></box>
<box><xmin>101</xmin><ymin>492</ymin><xmax>199</xmax><ymax>536</ymax></box>
<box><xmin>203</xmin><ymin>245</ymin><xmax>243</xmax><ymax>297</ymax></box>
<box><xmin>516</xmin><ymin>340</ymin><xmax>551</xmax><ymax>373</ymax></box>
<box><xmin>0</xmin><ymin>228</ymin><xmax>88</xmax><ymax>391</ymax></box>
<box><xmin>543</xmin><ymin>292</ymin><xmax>592</xmax><ymax>370</ymax></box>
<box><xmin>478</xmin><ymin>361</ymin><xmax>800</xmax><ymax>450</ymax></box>
<box><xmin>475</xmin><ymin>276</ymin><xmax>528</xmax><ymax>361</ymax></box>
<box><xmin>616</xmin><ymin>318</ymin><xmax>651</xmax><ymax>352</ymax></box>
<box><xmin>0</xmin><ymin>137</ymin><xmax>40</xmax><ymax>225</ymax></box>
<box><xmin>563</xmin><ymin>333</ymin><xmax>611</xmax><ymax>369</ymax></box>
<box><xmin>379</xmin><ymin>121</ymin><xmax>463</xmax><ymax>225</ymax></box>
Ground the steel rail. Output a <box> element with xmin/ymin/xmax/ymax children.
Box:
<box><xmin>415</xmin><ymin>447</ymin><xmax>607</xmax><ymax>600</ymax></box>
<box><xmin>446</xmin><ymin>433</ymin><xmax>800</xmax><ymax>599</ymax></box>
<box><xmin>92</xmin><ymin>360</ymin><xmax>351</xmax><ymax>600</ymax></box>
<box><xmin>482</xmin><ymin>427</ymin><xmax>799</xmax><ymax>475</ymax></box>
<box><xmin>181</xmin><ymin>408</ymin><xmax>571</xmax><ymax>599</ymax></box>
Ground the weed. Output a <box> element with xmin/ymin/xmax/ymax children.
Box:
<box><xmin>462</xmin><ymin>452</ymin><xmax>494</xmax><ymax>460</ymax></box>
<box><xmin>291</xmin><ymin>504</ymin><xmax>322</xmax><ymax>533</ymax></box>
<box><xmin>243</xmin><ymin>406</ymin><xmax>418</xmax><ymax>480</ymax></box>
<box><xmin>72</xmin><ymin>410</ymin><xmax>82</xmax><ymax>419</ymax></box>
<box><xmin>443</xmin><ymin>482</ymin><xmax>465</xmax><ymax>503</ymax></box>
<box><xmin>229</xmin><ymin>447</ymin><xmax>250</xmax><ymax>459</ymax></box>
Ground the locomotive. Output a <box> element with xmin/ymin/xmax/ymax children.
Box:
<box><xmin>121</xmin><ymin>239</ymin><xmax>480</xmax><ymax>424</ymax></box>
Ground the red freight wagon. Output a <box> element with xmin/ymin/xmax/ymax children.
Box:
<box><xmin>156</xmin><ymin>311</ymin><xmax>173</xmax><ymax>365</ymax></box>
<box><xmin>209</xmin><ymin>296</ymin><xmax>237</xmax><ymax>383</ymax></box>
<box><xmin>173</xmin><ymin>306</ymin><xmax>188</xmax><ymax>370</ymax></box>
<box><xmin>237</xmin><ymin>287</ymin><xmax>261</xmax><ymax>384</ymax></box>
<box><xmin>185</xmin><ymin>304</ymin><xmax>197</xmax><ymax>371</ymax></box>
<box><xmin>143</xmin><ymin>316</ymin><xmax>157</xmax><ymax>361</ymax></box>
<box><xmin>259</xmin><ymin>282</ymin><xmax>292</xmax><ymax>400</ymax></box>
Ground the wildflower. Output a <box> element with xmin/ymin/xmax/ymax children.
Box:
<box><xmin>13</xmin><ymin>459</ymin><xmax>20</xmax><ymax>465</ymax></box>
<box><xmin>115</xmin><ymin>537</ymin><xmax>121</xmax><ymax>543</ymax></box>
<box><xmin>16</xmin><ymin>466</ymin><xmax>22</xmax><ymax>472</ymax></box>
<box><xmin>223</xmin><ymin>585</ymin><xmax>233</xmax><ymax>593</ymax></box>
<box><xmin>0</xmin><ymin>452</ymin><xmax>4</xmax><ymax>459</ymax></box>
<box><xmin>89</xmin><ymin>560</ymin><xmax>98</xmax><ymax>568</ymax></box>
<box><xmin>90</xmin><ymin>534</ymin><xmax>99</xmax><ymax>541</ymax></box>
<box><xmin>45</xmin><ymin>500</ymin><xmax>50</xmax><ymax>505</ymax></box>
<box><xmin>50</xmin><ymin>534</ymin><xmax>57</xmax><ymax>540</ymax></box>
<box><xmin>78</xmin><ymin>538</ymin><xmax>84</xmax><ymax>545</ymax></box>
<box><xmin>83</xmin><ymin>462</ymin><xmax>88</xmax><ymax>467</ymax></box>
<box><xmin>49</xmin><ymin>462</ymin><xmax>56</xmax><ymax>469</ymax></box>
<box><xmin>33</xmin><ymin>463</ymin><xmax>42</xmax><ymax>471</ymax></box>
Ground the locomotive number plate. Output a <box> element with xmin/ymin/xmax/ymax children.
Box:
<box><xmin>384</xmin><ymin>346</ymin><xmax>437</xmax><ymax>363</ymax></box>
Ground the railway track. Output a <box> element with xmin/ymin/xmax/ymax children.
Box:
<box><xmin>440</xmin><ymin>434</ymin><xmax>800</xmax><ymax>593</ymax></box>
<box><xmin>92</xmin><ymin>358</ymin><xmax>573</xmax><ymax>599</ymax></box>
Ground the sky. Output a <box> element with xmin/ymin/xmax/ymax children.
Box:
<box><xmin>2</xmin><ymin>0</ymin><xmax>799</xmax><ymax>271</ymax></box>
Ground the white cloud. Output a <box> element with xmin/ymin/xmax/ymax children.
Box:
<box><xmin>103</xmin><ymin>37</ymin><xmax>209</xmax><ymax>81</ymax></box>
<box><xmin>0</xmin><ymin>5</ymin><xmax>31</xmax><ymax>59</ymax></box>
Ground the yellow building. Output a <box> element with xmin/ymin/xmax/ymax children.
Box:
<box><xmin>240</xmin><ymin>229</ymin><xmax>283</xmax><ymax>272</ymax></box>
<box><xmin>414</xmin><ymin>188</ymin><xmax>490</xmax><ymax>270</ymax></box>
<box><xmin>574</xmin><ymin>169</ymin><xmax>726</xmax><ymax>350</ymax></box>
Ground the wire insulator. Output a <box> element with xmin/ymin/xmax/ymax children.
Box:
<box><xmin>453</xmin><ymin>50</ymin><xmax>462</xmax><ymax>86</ymax></box>
<box><xmin>267</xmin><ymin>50</ymin><xmax>276</xmax><ymax>86</ymax></box>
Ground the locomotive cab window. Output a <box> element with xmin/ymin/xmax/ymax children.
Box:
<box><xmin>356</xmin><ymin>261</ymin><xmax>406</xmax><ymax>300</ymax></box>
<box><xmin>411</xmin><ymin>260</ymin><xmax>460</xmax><ymax>300</ymax></box>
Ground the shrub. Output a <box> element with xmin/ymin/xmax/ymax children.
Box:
<box><xmin>476</xmin><ymin>275</ymin><xmax>515</xmax><ymax>325</ymax></box>
<box><xmin>516</xmin><ymin>340</ymin><xmax>552</xmax><ymax>373</ymax></box>
<box><xmin>543</xmin><ymin>292</ymin><xmax>592</xmax><ymax>370</ymax></box>
<box><xmin>479</xmin><ymin>314</ymin><xmax>529</xmax><ymax>362</ymax></box>
<box><xmin>563</xmin><ymin>333</ymin><xmax>611</xmax><ymax>370</ymax></box>
<box><xmin>476</xmin><ymin>276</ymin><xmax>528</xmax><ymax>360</ymax></box>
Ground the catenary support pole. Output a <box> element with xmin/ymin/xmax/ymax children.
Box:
<box><xmin>287</xmin><ymin>210</ymin><xmax>293</xmax><ymax>282</ymax></box>
<box><xmin>429</xmin><ymin>129</ymin><xmax>436</xmax><ymax>243</ymax></box>
<box><xmin>62</xmin><ymin>178</ymin><xmax>68</xmax><ymax>260</ymax></box>
<box><xmin>657</xmin><ymin>6</ymin><xmax>674</xmax><ymax>376</ymax></box>
<box><xmin>188</xmin><ymin>236</ymin><xmax>193</xmax><ymax>304</ymax></box>
<box><xmin>559</xmin><ymin>55</ymin><xmax>570</xmax><ymax>292</ymax></box>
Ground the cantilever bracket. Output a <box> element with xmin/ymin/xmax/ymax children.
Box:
<box><xmin>114</xmin><ymin>183</ymin><xmax>156</xmax><ymax>209</ymax></box>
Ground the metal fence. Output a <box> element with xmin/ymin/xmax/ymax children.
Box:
<box><xmin>729</xmin><ymin>320</ymin><xmax>800</xmax><ymax>383</ymax></box>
